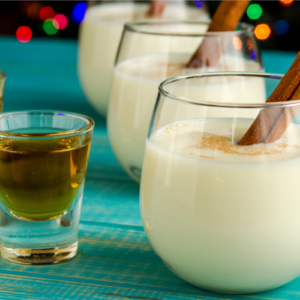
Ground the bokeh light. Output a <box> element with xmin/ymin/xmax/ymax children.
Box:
<box><xmin>27</xmin><ymin>3</ymin><xmax>42</xmax><ymax>20</ymax></box>
<box><xmin>247</xmin><ymin>39</ymin><xmax>253</xmax><ymax>50</ymax></box>
<box><xmin>279</xmin><ymin>0</ymin><xmax>293</xmax><ymax>6</ymax></box>
<box><xmin>72</xmin><ymin>2</ymin><xmax>87</xmax><ymax>23</ymax></box>
<box><xmin>254</xmin><ymin>24</ymin><xmax>271</xmax><ymax>40</ymax></box>
<box><xmin>250</xmin><ymin>50</ymin><xmax>257</xmax><ymax>60</ymax></box>
<box><xmin>195</xmin><ymin>0</ymin><xmax>203</xmax><ymax>8</ymax></box>
<box><xmin>39</xmin><ymin>6</ymin><xmax>55</xmax><ymax>22</ymax></box>
<box><xmin>233</xmin><ymin>37</ymin><xmax>243</xmax><ymax>50</ymax></box>
<box><xmin>275</xmin><ymin>20</ymin><xmax>289</xmax><ymax>35</ymax></box>
<box><xmin>247</xmin><ymin>4</ymin><xmax>263</xmax><ymax>20</ymax></box>
<box><xmin>246</xmin><ymin>39</ymin><xmax>256</xmax><ymax>60</ymax></box>
<box><xmin>16</xmin><ymin>26</ymin><xmax>33</xmax><ymax>43</ymax></box>
<box><xmin>43</xmin><ymin>19</ymin><xmax>58</xmax><ymax>35</ymax></box>
<box><xmin>53</xmin><ymin>14</ymin><xmax>68</xmax><ymax>30</ymax></box>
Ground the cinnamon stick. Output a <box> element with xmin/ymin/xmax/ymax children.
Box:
<box><xmin>186</xmin><ymin>0</ymin><xmax>250</xmax><ymax>68</ymax></box>
<box><xmin>147</xmin><ymin>0</ymin><xmax>167</xmax><ymax>18</ymax></box>
<box><xmin>238</xmin><ymin>51</ymin><xmax>300</xmax><ymax>146</ymax></box>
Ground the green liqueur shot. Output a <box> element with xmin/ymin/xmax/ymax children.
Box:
<box><xmin>0</xmin><ymin>134</ymin><xmax>91</xmax><ymax>221</ymax></box>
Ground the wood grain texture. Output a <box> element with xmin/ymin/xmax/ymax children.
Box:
<box><xmin>0</xmin><ymin>36</ymin><xmax>300</xmax><ymax>299</ymax></box>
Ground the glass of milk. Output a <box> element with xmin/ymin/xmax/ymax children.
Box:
<box><xmin>107</xmin><ymin>20</ymin><xmax>264</xmax><ymax>182</ymax></box>
<box><xmin>140</xmin><ymin>72</ymin><xmax>300</xmax><ymax>294</ymax></box>
<box><xmin>78</xmin><ymin>1</ymin><xmax>209</xmax><ymax>117</ymax></box>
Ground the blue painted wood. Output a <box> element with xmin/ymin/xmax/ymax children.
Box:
<box><xmin>0</xmin><ymin>36</ymin><xmax>299</xmax><ymax>299</ymax></box>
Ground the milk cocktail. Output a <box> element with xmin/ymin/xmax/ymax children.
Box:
<box><xmin>78</xmin><ymin>2</ymin><xmax>209</xmax><ymax>116</ymax></box>
<box><xmin>140</xmin><ymin>117</ymin><xmax>300</xmax><ymax>293</ymax></box>
<box><xmin>108</xmin><ymin>53</ymin><xmax>264</xmax><ymax>182</ymax></box>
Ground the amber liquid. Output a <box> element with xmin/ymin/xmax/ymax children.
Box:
<box><xmin>0</xmin><ymin>128</ymin><xmax>91</xmax><ymax>221</ymax></box>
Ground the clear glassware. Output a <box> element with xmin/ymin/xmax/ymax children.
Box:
<box><xmin>140</xmin><ymin>72</ymin><xmax>300</xmax><ymax>294</ymax></box>
<box><xmin>0</xmin><ymin>111</ymin><xmax>94</xmax><ymax>264</ymax></box>
<box><xmin>0</xmin><ymin>70</ymin><xmax>6</xmax><ymax>112</ymax></box>
<box><xmin>107</xmin><ymin>20</ymin><xmax>263</xmax><ymax>182</ymax></box>
<box><xmin>78</xmin><ymin>0</ymin><xmax>209</xmax><ymax>117</ymax></box>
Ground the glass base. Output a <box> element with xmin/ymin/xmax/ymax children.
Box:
<box><xmin>0</xmin><ymin>242</ymin><xmax>78</xmax><ymax>265</ymax></box>
<box><xmin>0</xmin><ymin>195</ymin><xmax>82</xmax><ymax>265</ymax></box>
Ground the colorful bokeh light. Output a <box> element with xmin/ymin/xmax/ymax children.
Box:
<box><xmin>250</xmin><ymin>50</ymin><xmax>257</xmax><ymax>60</ymax></box>
<box><xmin>27</xmin><ymin>3</ymin><xmax>42</xmax><ymax>20</ymax></box>
<box><xmin>247</xmin><ymin>39</ymin><xmax>253</xmax><ymax>50</ymax></box>
<box><xmin>53</xmin><ymin>14</ymin><xmax>68</xmax><ymax>30</ymax></box>
<box><xmin>16</xmin><ymin>26</ymin><xmax>33</xmax><ymax>43</ymax></box>
<box><xmin>43</xmin><ymin>19</ymin><xmax>58</xmax><ymax>35</ymax></box>
<box><xmin>279</xmin><ymin>0</ymin><xmax>293</xmax><ymax>6</ymax></box>
<box><xmin>39</xmin><ymin>6</ymin><xmax>55</xmax><ymax>22</ymax></box>
<box><xmin>254</xmin><ymin>24</ymin><xmax>271</xmax><ymax>40</ymax></box>
<box><xmin>72</xmin><ymin>2</ymin><xmax>87</xmax><ymax>23</ymax></box>
<box><xmin>233</xmin><ymin>37</ymin><xmax>243</xmax><ymax>50</ymax></box>
<box><xmin>247</xmin><ymin>4</ymin><xmax>263</xmax><ymax>20</ymax></box>
<box><xmin>246</xmin><ymin>39</ymin><xmax>256</xmax><ymax>60</ymax></box>
<box><xmin>274</xmin><ymin>20</ymin><xmax>289</xmax><ymax>35</ymax></box>
<box><xmin>194</xmin><ymin>0</ymin><xmax>203</xmax><ymax>8</ymax></box>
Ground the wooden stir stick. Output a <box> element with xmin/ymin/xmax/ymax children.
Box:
<box><xmin>186</xmin><ymin>0</ymin><xmax>250</xmax><ymax>68</ymax></box>
<box><xmin>238</xmin><ymin>52</ymin><xmax>300</xmax><ymax>146</ymax></box>
<box><xmin>147</xmin><ymin>0</ymin><xmax>167</xmax><ymax>18</ymax></box>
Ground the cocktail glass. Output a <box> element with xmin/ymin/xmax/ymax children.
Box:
<box><xmin>140</xmin><ymin>72</ymin><xmax>300</xmax><ymax>294</ymax></box>
<box><xmin>107</xmin><ymin>20</ymin><xmax>263</xmax><ymax>182</ymax></box>
<box><xmin>78</xmin><ymin>1</ymin><xmax>209</xmax><ymax>116</ymax></box>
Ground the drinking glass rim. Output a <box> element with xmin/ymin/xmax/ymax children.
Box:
<box><xmin>158</xmin><ymin>72</ymin><xmax>300</xmax><ymax>109</ymax></box>
<box><xmin>124</xmin><ymin>20</ymin><xmax>254</xmax><ymax>37</ymax></box>
<box><xmin>0</xmin><ymin>110</ymin><xmax>95</xmax><ymax>137</ymax></box>
<box><xmin>0</xmin><ymin>70</ymin><xmax>6</xmax><ymax>82</ymax></box>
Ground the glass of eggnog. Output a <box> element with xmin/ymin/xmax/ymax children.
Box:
<box><xmin>107</xmin><ymin>20</ymin><xmax>263</xmax><ymax>182</ymax></box>
<box><xmin>140</xmin><ymin>72</ymin><xmax>300</xmax><ymax>294</ymax></box>
<box><xmin>78</xmin><ymin>1</ymin><xmax>209</xmax><ymax>117</ymax></box>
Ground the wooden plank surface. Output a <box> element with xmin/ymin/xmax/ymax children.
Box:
<box><xmin>0</xmin><ymin>36</ymin><xmax>300</xmax><ymax>299</ymax></box>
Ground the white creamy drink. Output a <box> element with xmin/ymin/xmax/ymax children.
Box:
<box><xmin>140</xmin><ymin>118</ymin><xmax>300</xmax><ymax>293</ymax></box>
<box><xmin>78</xmin><ymin>2</ymin><xmax>209</xmax><ymax>116</ymax></box>
<box><xmin>108</xmin><ymin>54</ymin><xmax>264</xmax><ymax>181</ymax></box>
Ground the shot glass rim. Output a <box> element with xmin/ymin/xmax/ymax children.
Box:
<box><xmin>158</xmin><ymin>72</ymin><xmax>300</xmax><ymax>109</ymax></box>
<box><xmin>0</xmin><ymin>110</ymin><xmax>94</xmax><ymax>138</ymax></box>
<box><xmin>124</xmin><ymin>20</ymin><xmax>254</xmax><ymax>37</ymax></box>
<box><xmin>0</xmin><ymin>70</ymin><xmax>6</xmax><ymax>82</ymax></box>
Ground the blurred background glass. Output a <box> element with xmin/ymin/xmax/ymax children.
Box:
<box><xmin>0</xmin><ymin>0</ymin><xmax>298</xmax><ymax>51</ymax></box>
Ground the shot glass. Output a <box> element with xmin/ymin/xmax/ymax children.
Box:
<box><xmin>107</xmin><ymin>20</ymin><xmax>263</xmax><ymax>182</ymax></box>
<box><xmin>0</xmin><ymin>111</ymin><xmax>94</xmax><ymax>264</ymax></box>
<box><xmin>0</xmin><ymin>70</ymin><xmax>6</xmax><ymax>112</ymax></box>
<box><xmin>140</xmin><ymin>73</ymin><xmax>300</xmax><ymax>294</ymax></box>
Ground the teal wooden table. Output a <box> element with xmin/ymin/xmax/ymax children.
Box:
<box><xmin>0</xmin><ymin>36</ymin><xmax>299</xmax><ymax>299</ymax></box>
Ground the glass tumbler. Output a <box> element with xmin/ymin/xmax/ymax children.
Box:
<box><xmin>107</xmin><ymin>20</ymin><xmax>263</xmax><ymax>183</ymax></box>
<box><xmin>78</xmin><ymin>0</ymin><xmax>209</xmax><ymax>117</ymax></box>
<box><xmin>140</xmin><ymin>72</ymin><xmax>300</xmax><ymax>294</ymax></box>
<box><xmin>0</xmin><ymin>70</ymin><xmax>6</xmax><ymax>112</ymax></box>
<box><xmin>0</xmin><ymin>111</ymin><xmax>94</xmax><ymax>264</ymax></box>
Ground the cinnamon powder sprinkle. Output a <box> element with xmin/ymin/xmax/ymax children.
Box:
<box><xmin>188</xmin><ymin>132</ymin><xmax>300</xmax><ymax>156</ymax></box>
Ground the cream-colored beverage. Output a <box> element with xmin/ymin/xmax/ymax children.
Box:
<box><xmin>140</xmin><ymin>118</ymin><xmax>300</xmax><ymax>293</ymax></box>
<box><xmin>108</xmin><ymin>54</ymin><xmax>264</xmax><ymax>181</ymax></box>
<box><xmin>78</xmin><ymin>2</ymin><xmax>209</xmax><ymax>116</ymax></box>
